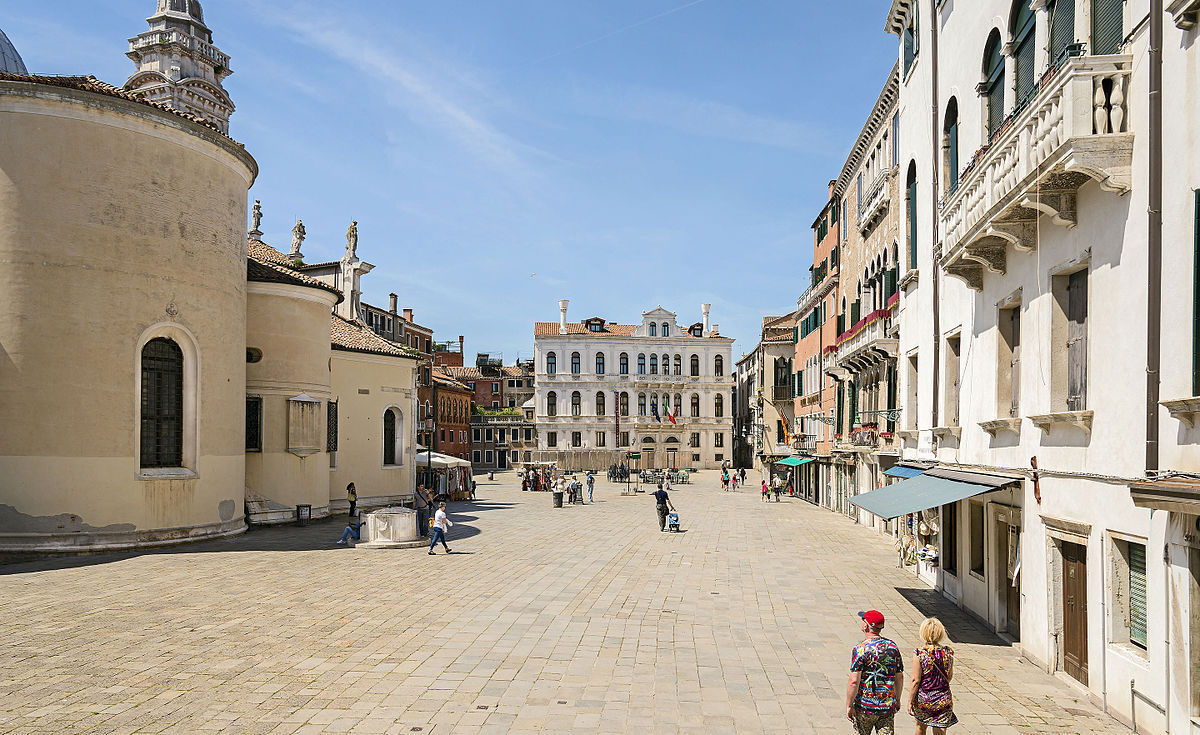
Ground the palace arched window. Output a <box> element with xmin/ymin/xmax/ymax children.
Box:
<box><xmin>619</xmin><ymin>353</ymin><xmax>629</xmax><ymax>374</ymax></box>
<box><xmin>546</xmin><ymin>352</ymin><xmax>557</xmax><ymax>375</ymax></box>
<box><xmin>673</xmin><ymin>355</ymin><xmax>682</xmax><ymax>375</ymax></box>
<box><xmin>982</xmin><ymin>30</ymin><xmax>1005</xmax><ymax>140</ymax></box>
<box><xmin>140</xmin><ymin>337</ymin><xmax>183</xmax><ymax>468</ymax></box>
<box><xmin>1048</xmin><ymin>0</ymin><xmax>1076</xmax><ymax>63</ymax></box>
<box><xmin>650</xmin><ymin>354</ymin><xmax>658</xmax><ymax>374</ymax></box>
<box><xmin>690</xmin><ymin>394</ymin><xmax>700</xmax><ymax>417</ymax></box>
<box><xmin>383</xmin><ymin>407</ymin><xmax>404</xmax><ymax>466</ymax></box>
<box><xmin>690</xmin><ymin>354</ymin><xmax>700</xmax><ymax>376</ymax></box>
<box><xmin>714</xmin><ymin>393</ymin><xmax>724</xmax><ymax>418</ymax></box>
<box><xmin>714</xmin><ymin>355</ymin><xmax>724</xmax><ymax>377</ymax></box>
<box><xmin>662</xmin><ymin>323</ymin><xmax>670</xmax><ymax>337</ymax></box>
<box><xmin>1010</xmin><ymin>0</ymin><xmax>1036</xmax><ymax>105</ymax></box>
<box><xmin>620</xmin><ymin>392</ymin><xmax>629</xmax><ymax>416</ymax></box>
<box><xmin>571</xmin><ymin>352</ymin><xmax>581</xmax><ymax>374</ymax></box>
<box><xmin>648</xmin><ymin>322</ymin><xmax>657</xmax><ymax>337</ymax></box>
<box><xmin>906</xmin><ymin>161</ymin><xmax>919</xmax><ymax>271</ymax></box>
<box><xmin>596</xmin><ymin>392</ymin><xmax>606</xmax><ymax>416</ymax></box>
<box><xmin>638</xmin><ymin>393</ymin><xmax>647</xmax><ymax>416</ymax></box>
<box><xmin>547</xmin><ymin>392</ymin><xmax>557</xmax><ymax>416</ymax></box>
<box><xmin>943</xmin><ymin>97</ymin><xmax>959</xmax><ymax>194</ymax></box>
<box><xmin>595</xmin><ymin>352</ymin><xmax>605</xmax><ymax>374</ymax></box>
<box><xmin>571</xmin><ymin>391</ymin><xmax>581</xmax><ymax>416</ymax></box>
<box><xmin>637</xmin><ymin>354</ymin><xmax>646</xmax><ymax>374</ymax></box>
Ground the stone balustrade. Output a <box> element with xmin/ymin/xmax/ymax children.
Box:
<box><xmin>940</xmin><ymin>54</ymin><xmax>1133</xmax><ymax>289</ymax></box>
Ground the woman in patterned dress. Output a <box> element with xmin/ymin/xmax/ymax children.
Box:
<box><xmin>906</xmin><ymin>617</ymin><xmax>958</xmax><ymax>733</ymax></box>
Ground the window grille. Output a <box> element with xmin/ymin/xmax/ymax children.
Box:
<box><xmin>140</xmin><ymin>337</ymin><xmax>183</xmax><ymax>468</ymax></box>
<box><xmin>327</xmin><ymin>400</ymin><xmax>339</xmax><ymax>453</ymax></box>
<box><xmin>246</xmin><ymin>396</ymin><xmax>262</xmax><ymax>452</ymax></box>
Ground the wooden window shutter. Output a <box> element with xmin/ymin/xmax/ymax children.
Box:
<box><xmin>1066</xmin><ymin>270</ymin><xmax>1089</xmax><ymax>410</ymax></box>
<box><xmin>1049</xmin><ymin>0</ymin><xmax>1076</xmax><ymax>63</ymax></box>
<box><xmin>1129</xmin><ymin>542</ymin><xmax>1148</xmax><ymax>649</ymax></box>
<box><xmin>1092</xmin><ymin>0</ymin><xmax>1123</xmax><ymax>55</ymax></box>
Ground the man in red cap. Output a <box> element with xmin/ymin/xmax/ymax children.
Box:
<box><xmin>845</xmin><ymin>610</ymin><xmax>904</xmax><ymax>734</ymax></box>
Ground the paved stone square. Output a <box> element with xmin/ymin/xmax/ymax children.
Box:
<box><xmin>0</xmin><ymin>471</ymin><xmax>1123</xmax><ymax>734</ymax></box>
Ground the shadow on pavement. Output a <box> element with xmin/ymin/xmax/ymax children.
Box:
<box><xmin>895</xmin><ymin>586</ymin><xmax>1009</xmax><ymax>647</ymax></box>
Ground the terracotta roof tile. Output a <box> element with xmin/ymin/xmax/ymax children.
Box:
<box><xmin>331</xmin><ymin>314</ymin><xmax>419</xmax><ymax>359</ymax></box>
<box><xmin>247</xmin><ymin>239</ymin><xmax>343</xmax><ymax>301</ymax></box>
<box><xmin>443</xmin><ymin>366</ymin><xmax>483</xmax><ymax>380</ymax></box>
<box><xmin>0</xmin><ymin>73</ymin><xmax>240</xmax><ymax>142</ymax></box>
<box><xmin>432</xmin><ymin>371</ymin><xmax>471</xmax><ymax>391</ymax></box>
<box><xmin>534</xmin><ymin>322</ymin><xmax>637</xmax><ymax>336</ymax></box>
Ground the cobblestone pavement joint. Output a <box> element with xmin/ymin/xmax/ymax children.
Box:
<box><xmin>0</xmin><ymin>471</ymin><xmax>1125</xmax><ymax>734</ymax></box>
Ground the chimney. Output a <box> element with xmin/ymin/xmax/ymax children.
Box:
<box><xmin>558</xmin><ymin>299</ymin><xmax>569</xmax><ymax>335</ymax></box>
<box><xmin>458</xmin><ymin>335</ymin><xmax>464</xmax><ymax>353</ymax></box>
<box><xmin>711</xmin><ymin>324</ymin><xmax>719</xmax><ymax>336</ymax></box>
<box><xmin>403</xmin><ymin>308</ymin><xmax>414</xmax><ymax>322</ymax></box>
<box><xmin>389</xmin><ymin>293</ymin><xmax>398</xmax><ymax>314</ymax></box>
<box><xmin>702</xmin><ymin>303</ymin><xmax>711</xmax><ymax>335</ymax></box>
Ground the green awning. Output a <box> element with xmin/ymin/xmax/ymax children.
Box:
<box><xmin>775</xmin><ymin>457</ymin><xmax>814</xmax><ymax>467</ymax></box>
<box><xmin>849</xmin><ymin>469</ymin><xmax>1019</xmax><ymax>519</ymax></box>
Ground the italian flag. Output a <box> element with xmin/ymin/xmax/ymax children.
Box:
<box><xmin>666</xmin><ymin>396</ymin><xmax>677</xmax><ymax>425</ymax></box>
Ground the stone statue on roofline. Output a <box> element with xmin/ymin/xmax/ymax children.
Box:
<box><xmin>289</xmin><ymin>219</ymin><xmax>305</xmax><ymax>262</ymax></box>
<box><xmin>346</xmin><ymin>220</ymin><xmax>358</xmax><ymax>259</ymax></box>
<box><xmin>249</xmin><ymin>199</ymin><xmax>263</xmax><ymax>238</ymax></box>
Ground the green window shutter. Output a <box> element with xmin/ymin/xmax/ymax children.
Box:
<box><xmin>1193</xmin><ymin>189</ymin><xmax>1199</xmax><ymax>396</ymax></box>
<box><xmin>907</xmin><ymin>178</ymin><xmax>919</xmax><ymax>270</ymax></box>
<box><xmin>948</xmin><ymin>119</ymin><xmax>959</xmax><ymax>193</ymax></box>
<box><xmin>1049</xmin><ymin>0</ymin><xmax>1076</xmax><ymax>63</ymax></box>
<box><xmin>793</xmin><ymin>326</ymin><xmax>799</xmax><ymax>344</ymax></box>
<box><xmin>984</xmin><ymin>33</ymin><xmax>1006</xmax><ymax>139</ymax></box>
<box><xmin>1092</xmin><ymin>0</ymin><xmax>1123</xmax><ymax>55</ymax></box>
<box><xmin>836</xmin><ymin>384</ymin><xmax>844</xmax><ymax>434</ymax></box>
<box><xmin>1129</xmin><ymin>543</ymin><xmax>1148</xmax><ymax>649</ymax></box>
<box><xmin>847</xmin><ymin>380</ymin><xmax>858</xmax><ymax>428</ymax></box>
<box><xmin>796</xmin><ymin>370</ymin><xmax>803</xmax><ymax>398</ymax></box>
<box><xmin>837</xmin><ymin>313</ymin><xmax>846</xmax><ymax>335</ymax></box>
<box><xmin>1012</xmin><ymin>3</ymin><xmax>1037</xmax><ymax>105</ymax></box>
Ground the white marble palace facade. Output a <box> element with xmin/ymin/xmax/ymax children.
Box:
<box><xmin>533</xmin><ymin>302</ymin><xmax>735</xmax><ymax>470</ymax></box>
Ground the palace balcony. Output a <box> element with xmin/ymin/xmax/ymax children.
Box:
<box><xmin>940</xmin><ymin>54</ymin><xmax>1133</xmax><ymax>290</ymax></box>
<box><xmin>792</xmin><ymin>434</ymin><xmax>817</xmax><ymax>452</ymax></box>
<box><xmin>857</xmin><ymin>167</ymin><xmax>895</xmax><ymax>236</ymax></box>
<box><xmin>827</xmin><ymin>304</ymin><xmax>899</xmax><ymax>380</ymax></box>
<box><xmin>771</xmin><ymin>385</ymin><xmax>793</xmax><ymax>402</ymax></box>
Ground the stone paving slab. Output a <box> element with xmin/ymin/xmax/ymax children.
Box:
<box><xmin>0</xmin><ymin>471</ymin><xmax>1124</xmax><ymax>734</ymax></box>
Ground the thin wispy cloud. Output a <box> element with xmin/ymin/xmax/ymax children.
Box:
<box><xmin>530</xmin><ymin>0</ymin><xmax>710</xmax><ymax>65</ymax></box>
<box><xmin>572</xmin><ymin>82</ymin><xmax>822</xmax><ymax>152</ymax></box>
<box><xmin>254</xmin><ymin>3</ymin><xmax>539</xmax><ymax>176</ymax></box>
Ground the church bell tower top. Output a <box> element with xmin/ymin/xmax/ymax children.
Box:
<box><xmin>124</xmin><ymin>0</ymin><xmax>234</xmax><ymax>133</ymax></box>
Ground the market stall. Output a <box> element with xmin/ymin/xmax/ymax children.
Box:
<box><xmin>416</xmin><ymin>451</ymin><xmax>473</xmax><ymax>501</ymax></box>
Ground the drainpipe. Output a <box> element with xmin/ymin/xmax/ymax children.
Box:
<box><xmin>1147</xmin><ymin>0</ymin><xmax>1163</xmax><ymax>477</ymax></box>
<box><xmin>1147</xmin><ymin>1</ymin><xmax>1165</xmax><ymax>730</ymax></box>
<box><xmin>929</xmin><ymin>0</ymin><xmax>942</xmax><ymax>433</ymax></box>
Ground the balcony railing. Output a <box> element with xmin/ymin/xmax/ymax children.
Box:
<box><xmin>857</xmin><ymin>168</ymin><xmax>894</xmax><ymax>235</ymax></box>
<box><xmin>792</xmin><ymin>434</ymin><xmax>817</xmax><ymax>452</ymax></box>
<box><xmin>771</xmin><ymin>385</ymin><xmax>792</xmax><ymax>402</ymax></box>
<box><xmin>940</xmin><ymin>54</ymin><xmax>1133</xmax><ymax>290</ymax></box>
<box><xmin>830</xmin><ymin>306</ymin><xmax>898</xmax><ymax>376</ymax></box>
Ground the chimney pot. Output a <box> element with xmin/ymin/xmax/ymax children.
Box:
<box><xmin>403</xmin><ymin>308</ymin><xmax>414</xmax><ymax>322</ymax></box>
<box><xmin>389</xmin><ymin>293</ymin><xmax>398</xmax><ymax>314</ymax></box>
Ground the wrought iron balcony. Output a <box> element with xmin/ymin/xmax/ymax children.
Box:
<box><xmin>940</xmin><ymin>54</ymin><xmax>1133</xmax><ymax>290</ymax></box>
<box><xmin>791</xmin><ymin>434</ymin><xmax>817</xmax><ymax>452</ymax></box>
<box><xmin>771</xmin><ymin>385</ymin><xmax>792</xmax><ymax>402</ymax></box>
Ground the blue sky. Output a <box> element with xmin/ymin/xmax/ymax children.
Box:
<box><xmin>8</xmin><ymin>0</ymin><xmax>897</xmax><ymax>360</ymax></box>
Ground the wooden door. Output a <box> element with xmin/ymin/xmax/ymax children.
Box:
<box><xmin>1061</xmin><ymin>541</ymin><xmax>1089</xmax><ymax>685</ymax></box>
<box><xmin>1066</xmin><ymin>271</ymin><xmax>1088</xmax><ymax>411</ymax></box>
<box><xmin>1010</xmin><ymin>308</ymin><xmax>1021</xmax><ymax>417</ymax></box>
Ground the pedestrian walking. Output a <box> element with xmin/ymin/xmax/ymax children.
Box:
<box><xmin>773</xmin><ymin>477</ymin><xmax>782</xmax><ymax>502</ymax></box>
<box><xmin>652</xmin><ymin>484</ymin><xmax>675</xmax><ymax>532</ymax></box>
<box><xmin>470</xmin><ymin>479</ymin><xmax>478</xmax><ymax>500</ymax></box>
<box><xmin>346</xmin><ymin>482</ymin><xmax>357</xmax><ymax>517</ymax></box>
<box><xmin>586</xmin><ymin>472</ymin><xmax>595</xmax><ymax>502</ymax></box>
<box><xmin>730</xmin><ymin>474</ymin><xmax>737</xmax><ymax>491</ymax></box>
<box><xmin>414</xmin><ymin>483</ymin><xmax>432</xmax><ymax>537</ymax></box>
<box><xmin>428</xmin><ymin>502</ymin><xmax>452</xmax><ymax>555</ymax></box>
<box><xmin>761</xmin><ymin>480</ymin><xmax>769</xmax><ymax>502</ymax></box>
<box><xmin>845</xmin><ymin>610</ymin><xmax>904</xmax><ymax>734</ymax></box>
<box><xmin>739</xmin><ymin>467</ymin><xmax>746</xmax><ymax>484</ymax></box>
<box><xmin>906</xmin><ymin>618</ymin><xmax>958</xmax><ymax>733</ymax></box>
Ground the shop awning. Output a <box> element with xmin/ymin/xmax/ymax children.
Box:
<box><xmin>416</xmin><ymin>451</ymin><xmax>471</xmax><ymax>469</ymax></box>
<box><xmin>883</xmin><ymin>465</ymin><xmax>926</xmax><ymax>479</ymax></box>
<box><xmin>850</xmin><ymin>468</ymin><xmax>1020</xmax><ymax>519</ymax></box>
<box><xmin>1130</xmin><ymin>475</ymin><xmax>1200</xmax><ymax>514</ymax></box>
<box><xmin>775</xmin><ymin>457</ymin><xmax>815</xmax><ymax>467</ymax></box>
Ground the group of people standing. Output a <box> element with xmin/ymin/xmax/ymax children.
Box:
<box><xmin>522</xmin><ymin>466</ymin><xmax>555</xmax><ymax>492</ymax></box>
<box><xmin>847</xmin><ymin>610</ymin><xmax>958</xmax><ymax>734</ymax></box>
<box><xmin>720</xmin><ymin>466</ymin><xmax>745</xmax><ymax>491</ymax></box>
<box><xmin>760</xmin><ymin>474</ymin><xmax>791</xmax><ymax>502</ymax></box>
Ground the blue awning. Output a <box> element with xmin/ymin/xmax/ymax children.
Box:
<box><xmin>775</xmin><ymin>457</ymin><xmax>815</xmax><ymax>467</ymax></box>
<box><xmin>883</xmin><ymin>465</ymin><xmax>926</xmax><ymax>479</ymax></box>
<box><xmin>850</xmin><ymin>469</ymin><xmax>1019</xmax><ymax>519</ymax></box>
